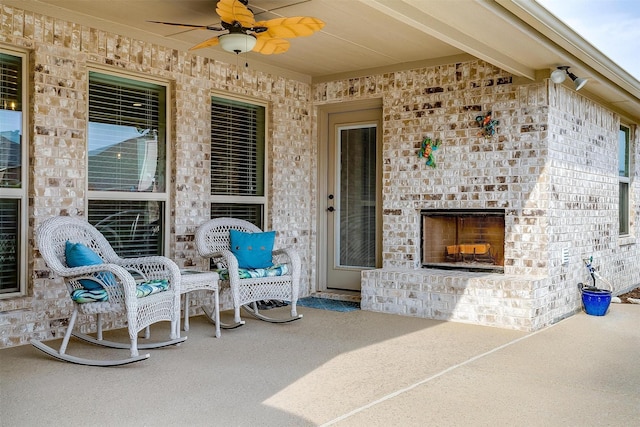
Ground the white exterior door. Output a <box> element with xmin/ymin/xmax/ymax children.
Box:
<box><xmin>319</xmin><ymin>101</ymin><xmax>382</xmax><ymax>292</ymax></box>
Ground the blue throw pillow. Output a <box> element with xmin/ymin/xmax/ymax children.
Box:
<box><xmin>65</xmin><ymin>241</ymin><xmax>115</xmax><ymax>290</ymax></box>
<box><xmin>229</xmin><ymin>229</ymin><xmax>275</xmax><ymax>269</ymax></box>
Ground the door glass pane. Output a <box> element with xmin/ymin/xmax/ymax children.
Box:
<box><xmin>338</xmin><ymin>126</ymin><xmax>376</xmax><ymax>268</ymax></box>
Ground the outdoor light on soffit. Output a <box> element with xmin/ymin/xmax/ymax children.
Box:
<box><xmin>551</xmin><ymin>66</ymin><xmax>588</xmax><ymax>91</ymax></box>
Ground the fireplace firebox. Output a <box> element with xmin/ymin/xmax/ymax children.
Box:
<box><xmin>421</xmin><ymin>209</ymin><xmax>505</xmax><ymax>272</ymax></box>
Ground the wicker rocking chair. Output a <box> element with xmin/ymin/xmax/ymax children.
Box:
<box><xmin>32</xmin><ymin>216</ymin><xmax>185</xmax><ymax>366</ymax></box>
<box><xmin>195</xmin><ymin>217</ymin><xmax>302</xmax><ymax>327</ymax></box>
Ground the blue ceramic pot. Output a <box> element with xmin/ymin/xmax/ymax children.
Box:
<box><xmin>579</xmin><ymin>283</ymin><xmax>611</xmax><ymax>316</ymax></box>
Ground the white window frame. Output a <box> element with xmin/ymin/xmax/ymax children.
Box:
<box><xmin>86</xmin><ymin>66</ymin><xmax>171</xmax><ymax>256</ymax></box>
<box><xmin>619</xmin><ymin>124</ymin><xmax>631</xmax><ymax>237</ymax></box>
<box><xmin>0</xmin><ymin>45</ymin><xmax>28</xmax><ymax>298</ymax></box>
<box><xmin>209</xmin><ymin>92</ymin><xmax>268</xmax><ymax>227</ymax></box>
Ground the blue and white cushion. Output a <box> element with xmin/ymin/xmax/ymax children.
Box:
<box><xmin>215</xmin><ymin>263</ymin><xmax>289</xmax><ymax>280</ymax></box>
<box><xmin>70</xmin><ymin>279</ymin><xmax>170</xmax><ymax>303</ymax></box>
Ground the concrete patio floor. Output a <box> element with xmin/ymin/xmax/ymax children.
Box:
<box><xmin>1</xmin><ymin>303</ymin><xmax>638</xmax><ymax>426</ymax></box>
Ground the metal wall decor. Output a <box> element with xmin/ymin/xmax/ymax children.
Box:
<box><xmin>476</xmin><ymin>111</ymin><xmax>499</xmax><ymax>138</ymax></box>
<box><xmin>417</xmin><ymin>136</ymin><xmax>442</xmax><ymax>168</ymax></box>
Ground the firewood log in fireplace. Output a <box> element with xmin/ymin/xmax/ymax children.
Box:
<box><xmin>445</xmin><ymin>243</ymin><xmax>495</xmax><ymax>264</ymax></box>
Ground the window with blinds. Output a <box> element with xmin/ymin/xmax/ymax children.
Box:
<box><xmin>88</xmin><ymin>200</ymin><xmax>163</xmax><ymax>258</ymax></box>
<box><xmin>210</xmin><ymin>96</ymin><xmax>266</xmax><ymax>227</ymax></box>
<box><xmin>87</xmin><ymin>70</ymin><xmax>169</xmax><ymax>257</ymax></box>
<box><xmin>0</xmin><ymin>49</ymin><xmax>26</xmax><ymax>296</ymax></box>
<box><xmin>0</xmin><ymin>199</ymin><xmax>19</xmax><ymax>293</ymax></box>
<box><xmin>88</xmin><ymin>71</ymin><xmax>166</xmax><ymax>193</ymax></box>
<box><xmin>1</xmin><ymin>52</ymin><xmax>22</xmax><ymax>189</ymax></box>
<box><xmin>210</xmin><ymin>203</ymin><xmax>263</xmax><ymax>227</ymax></box>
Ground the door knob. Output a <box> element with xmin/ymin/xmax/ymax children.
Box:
<box><xmin>327</xmin><ymin>206</ymin><xmax>335</xmax><ymax>212</ymax></box>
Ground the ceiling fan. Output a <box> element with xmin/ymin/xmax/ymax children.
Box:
<box><xmin>149</xmin><ymin>0</ymin><xmax>325</xmax><ymax>55</ymax></box>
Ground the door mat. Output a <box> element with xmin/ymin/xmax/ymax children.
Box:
<box><xmin>296</xmin><ymin>297</ymin><xmax>360</xmax><ymax>312</ymax></box>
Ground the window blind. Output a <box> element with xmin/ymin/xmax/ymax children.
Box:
<box><xmin>210</xmin><ymin>203</ymin><xmax>262</xmax><ymax>226</ymax></box>
<box><xmin>210</xmin><ymin>97</ymin><xmax>265</xmax><ymax>196</ymax></box>
<box><xmin>87</xmin><ymin>71</ymin><xmax>168</xmax><ymax>258</ymax></box>
<box><xmin>0</xmin><ymin>53</ymin><xmax>21</xmax><ymax>111</ymax></box>
<box><xmin>88</xmin><ymin>72</ymin><xmax>166</xmax><ymax>192</ymax></box>
<box><xmin>0</xmin><ymin>199</ymin><xmax>19</xmax><ymax>293</ymax></box>
<box><xmin>88</xmin><ymin>200</ymin><xmax>164</xmax><ymax>258</ymax></box>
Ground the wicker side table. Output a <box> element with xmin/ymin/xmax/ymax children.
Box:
<box><xmin>180</xmin><ymin>270</ymin><xmax>220</xmax><ymax>337</ymax></box>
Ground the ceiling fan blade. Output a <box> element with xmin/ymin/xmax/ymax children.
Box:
<box><xmin>148</xmin><ymin>21</ymin><xmax>224</xmax><ymax>32</ymax></box>
<box><xmin>216</xmin><ymin>0</ymin><xmax>256</xmax><ymax>28</ymax></box>
<box><xmin>253</xmin><ymin>35</ymin><xmax>290</xmax><ymax>55</ymax></box>
<box><xmin>189</xmin><ymin>36</ymin><xmax>221</xmax><ymax>51</ymax></box>
<box><xmin>256</xmin><ymin>17</ymin><xmax>325</xmax><ymax>39</ymax></box>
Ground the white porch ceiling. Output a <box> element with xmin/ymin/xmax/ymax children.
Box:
<box><xmin>6</xmin><ymin>0</ymin><xmax>640</xmax><ymax>121</ymax></box>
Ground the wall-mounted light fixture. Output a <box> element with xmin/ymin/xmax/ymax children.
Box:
<box><xmin>550</xmin><ymin>66</ymin><xmax>588</xmax><ymax>91</ymax></box>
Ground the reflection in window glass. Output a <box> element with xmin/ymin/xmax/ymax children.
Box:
<box><xmin>210</xmin><ymin>96</ymin><xmax>266</xmax><ymax>227</ymax></box>
<box><xmin>210</xmin><ymin>203</ymin><xmax>263</xmax><ymax>227</ymax></box>
<box><xmin>88</xmin><ymin>70</ymin><xmax>169</xmax><ymax>258</ymax></box>
<box><xmin>339</xmin><ymin>126</ymin><xmax>376</xmax><ymax>268</ymax></box>
<box><xmin>0</xmin><ymin>110</ymin><xmax>21</xmax><ymax>189</ymax></box>
<box><xmin>88</xmin><ymin>72</ymin><xmax>166</xmax><ymax>193</ymax></box>
<box><xmin>619</xmin><ymin>126</ymin><xmax>630</xmax><ymax>235</ymax></box>
<box><xmin>619</xmin><ymin>127</ymin><xmax>629</xmax><ymax>177</ymax></box>
<box><xmin>0</xmin><ymin>198</ymin><xmax>19</xmax><ymax>293</ymax></box>
<box><xmin>1</xmin><ymin>50</ymin><xmax>24</xmax><ymax>296</ymax></box>
<box><xmin>88</xmin><ymin>200</ymin><xmax>164</xmax><ymax>258</ymax></box>
<box><xmin>1</xmin><ymin>52</ymin><xmax>22</xmax><ymax>189</ymax></box>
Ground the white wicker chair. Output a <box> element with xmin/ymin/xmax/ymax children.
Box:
<box><xmin>195</xmin><ymin>217</ymin><xmax>302</xmax><ymax>327</ymax></box>
<box><xmin>32</xmin><ymin>216</ymin><xmax>185</xmax><ymax>366</ymax></box>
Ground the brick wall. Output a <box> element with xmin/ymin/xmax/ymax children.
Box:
<box><xmin>314</xmin><ymin>63</ymin><xmax>639</xmax><ymax>331</ymax></box>
<box><xmin>1</xmin><ymin>4</ymin><xmax>638</xmax><ymax>344</ymax></box>
<box><xmin>0</xmin><ymin>4</ymin><xmax>316</xmax><ymax>346</ymax></box>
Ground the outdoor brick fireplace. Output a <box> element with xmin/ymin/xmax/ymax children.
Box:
<box><xmin>421</xmin><ymin>209</ymin><xmax>505</xmax><ymax>272</ymax></box>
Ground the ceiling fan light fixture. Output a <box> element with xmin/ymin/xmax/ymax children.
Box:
<box><xmin>151</xmin><ymin>0</ymin><xmax>324</xmax><ymax>55</ymax></box>
<box><xmin>219</xmin><ymin>33</ymin><xmax>256</xmax><ymax>54</ymax></box>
